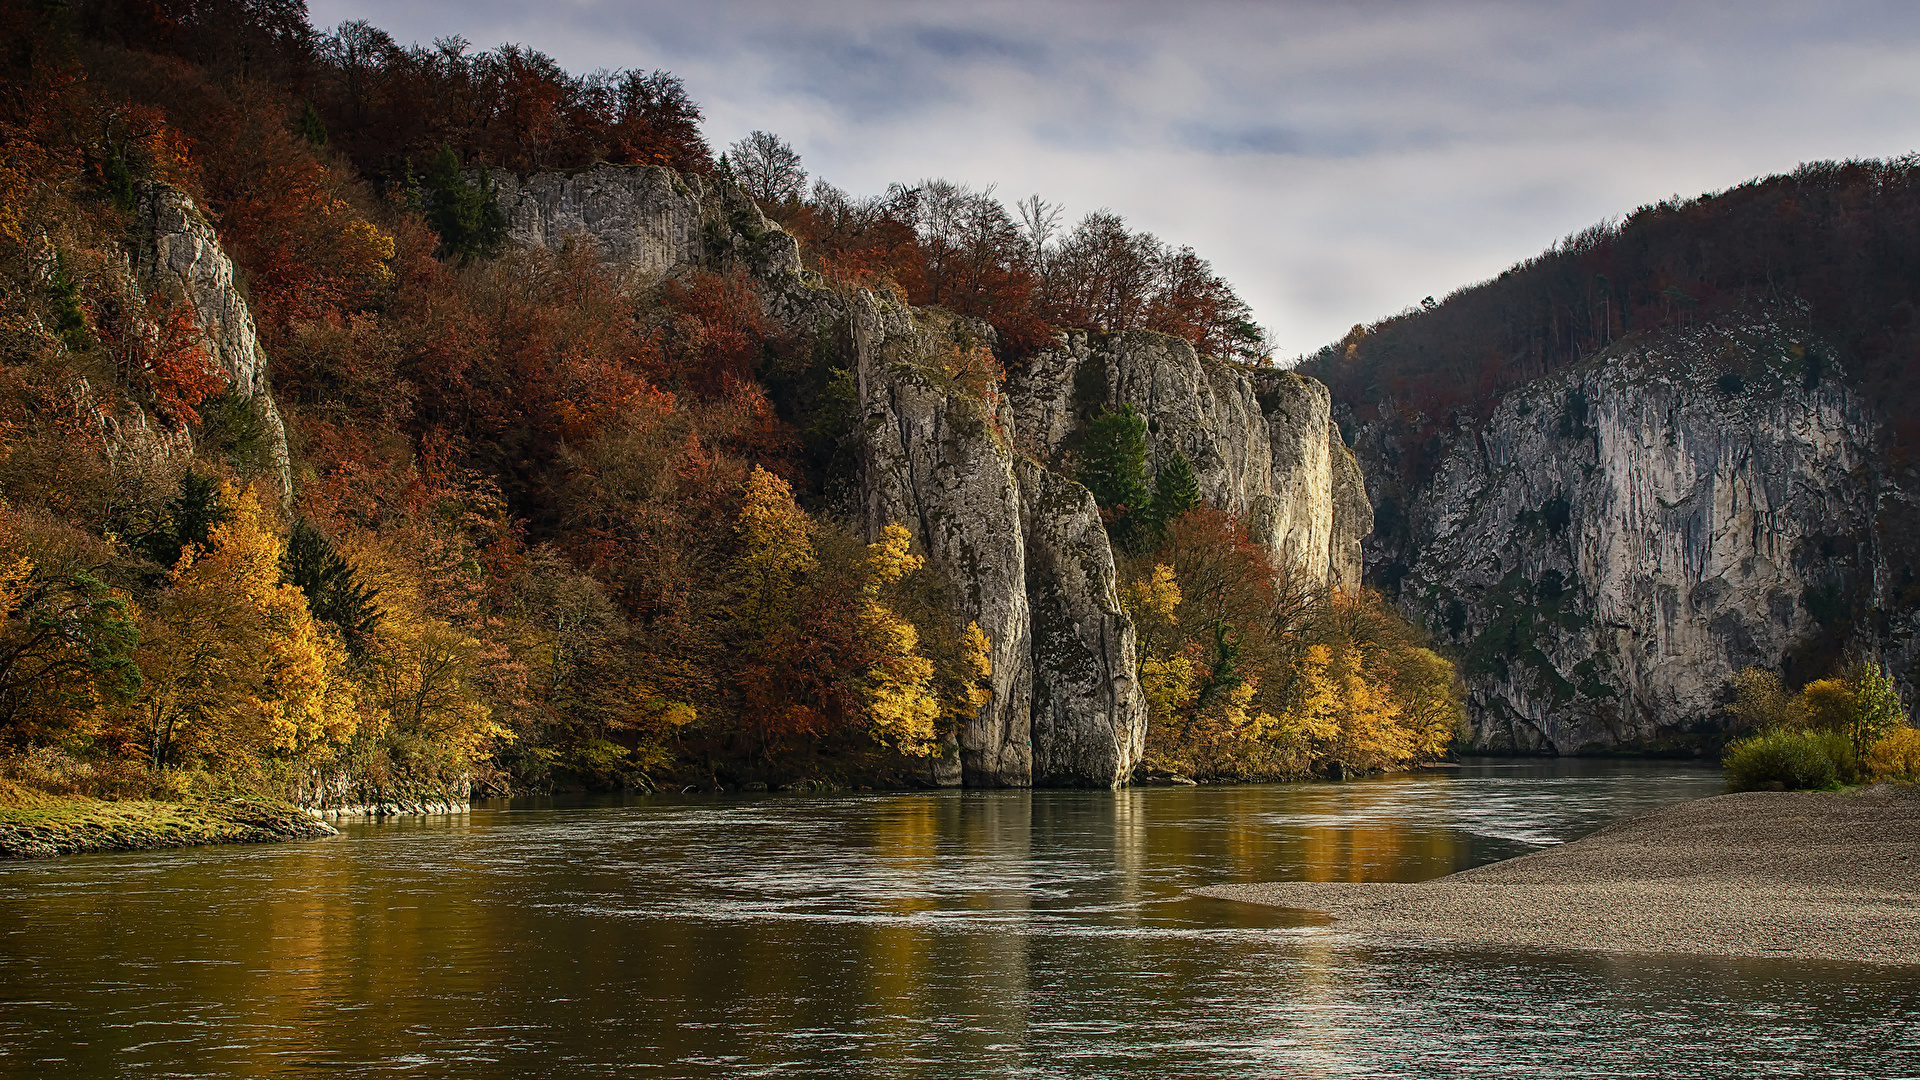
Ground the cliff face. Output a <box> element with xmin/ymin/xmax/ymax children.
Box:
<box><xmin>131</xmin><ymin>182</ymin><xmax>293</xmax><ymax>498</ymax></box>
<box><xmin>491</xmin><ymin>165</ymin><xmax>801</xmax><ymax>280</ymax></box>
<box><xmin>502</xmin><ymin>165</ymin><xmax>1368</xmax><ymax>787</ymax></box>
<box><xmin>1367</xmin><ymin>317</ymin><xmax>1881</xmax><ymax>753</ymax></box>
<box><xmin>1007</xmin><ymin>330</ymin><xmax>1370</xmax><ymax>593</ymax></box>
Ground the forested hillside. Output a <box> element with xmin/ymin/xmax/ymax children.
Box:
<box><xmin>1304</xmin><ymin>155</ymin><xmax>1920</xmax><ymax>753</ymax></box>
<box><xmin>0</xmin><ymin>0</ymin><xmax>1459</xmax><ymax>803</ymax></box>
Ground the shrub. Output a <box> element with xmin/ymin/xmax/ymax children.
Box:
<box><xmin>1723</xmin><ymin>728</ymin><xmax>1857</xmax><ymax>791</ymax></box>
<box><xmin>1864</xmin><ymin>726</ymin><xmax>1920</xmax><ymax>781</ymax></box>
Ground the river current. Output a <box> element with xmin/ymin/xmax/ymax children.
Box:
<box><xmin>2</xmin><ymin>758</ymin><xmax>1916</xmax><ymax>1078</ymax></box>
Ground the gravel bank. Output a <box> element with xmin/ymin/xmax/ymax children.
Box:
<box><xmin>1196</xmin><ymin>785</ymin><xmax>1920</xmax><ymax>965</ymax></box>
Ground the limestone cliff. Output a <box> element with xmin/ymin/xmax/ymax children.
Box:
<box><xmin>1017</xmin><ymin>459</ymin><xmax>1148</xmax><ymax>786</ymax></box>
<box><xmin>131</xmin><ymin>182</ymin><xmax>293</xmax><ymax>498</ymax></box>
<box><xmin>490</xmin><ymin>165</ymin><xmax>801</xmax><ymax>281</ymax></box>
<box><xmin>1365</xmin><ymin>315</ymin><xmax>1882</xmax><ymax>753</ymax></box>
<box><xmin>1007</xmin><ymin>329</ymin><xmax>1370</xmax><ymax>592</ymax></box>
<box><xmin>497</xmin><ymin>164</ymin><xmax>1367</xmax><ymax>786</ymax></box>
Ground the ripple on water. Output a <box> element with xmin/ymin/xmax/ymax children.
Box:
<box><xmin>3</xmin><ymin>760</ymin><xmax>1913</xmax><ymax>1079</ymax></box>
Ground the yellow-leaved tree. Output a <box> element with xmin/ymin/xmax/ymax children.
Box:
<box><xmin>137</xmin><ymin>482</ymin><xmax>359</xmax><ymax>771</ymax></box>
<box><xmin>859</xmin><ymin>524</ymin><xmax>941</xmax><ymax>756</ymax></box>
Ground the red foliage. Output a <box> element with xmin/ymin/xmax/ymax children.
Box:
<box><xmin>659</xmin><ymin>269</ymin><xmax>773</xmax><ymax>396</ymax></box>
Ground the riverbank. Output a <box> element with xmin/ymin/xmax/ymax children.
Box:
<box><xmin>0</xmin><ymin>785</ymin><xmax>337</xmax><ymax>858</ymax></box>
<box><xmin>1197</xmin><ymin>784</ymin><xmax>1920</xmax><ymax>965</ymax></box>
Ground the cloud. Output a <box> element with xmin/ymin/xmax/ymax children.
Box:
<box><xmin>306</xmin><ymin>0</ymin><xmax>1920</xmax><ymax>357</ymax></box>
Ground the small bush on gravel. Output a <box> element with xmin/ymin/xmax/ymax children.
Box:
<box><xmin>1723</xmin><ymin>729</ymin><xmax>1858</xmax><ymax>791</ymax></box>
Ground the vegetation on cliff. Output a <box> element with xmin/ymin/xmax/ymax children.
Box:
<box><xmin>0</xmin><ymin>1</ymin><xmax>1459</xmax><ymax>806</ymax></box>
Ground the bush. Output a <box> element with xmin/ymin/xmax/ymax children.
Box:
<box><xmin>1864</xmin><ymin>726</ymin><xmax>1920</xmax><ymax>781</ymax></box>
<box><xmin>1723</xmin><ymin>728</ymin><xmax>1857</xmax><ymax>791</ymax></box>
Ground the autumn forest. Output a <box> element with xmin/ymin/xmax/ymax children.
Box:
<box><xmin>0</xmin><ymin>0</ymin><xmax>1463</xmax><ymax>809</ymax></box>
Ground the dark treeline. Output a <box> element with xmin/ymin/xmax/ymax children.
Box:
<box><xmin>1303</xmin><ymin>158</ymin><xmax>1920</xmax><ymax>484</ymax></box>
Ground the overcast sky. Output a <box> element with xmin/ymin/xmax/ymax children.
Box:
<box><xmin>307</xmin><ymin>0</ymin><xmax>1920</xmax><ymax>358</ymax></box>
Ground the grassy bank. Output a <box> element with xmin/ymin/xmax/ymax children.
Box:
<box><xmin>0</xmin><ymin>780</ymin><xmax>336</xmax><ymax>859</ymax></box>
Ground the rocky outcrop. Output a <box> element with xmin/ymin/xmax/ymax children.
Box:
<box><xmin>1007</xmin><ymin>330</ymin><xmax>1370</xmax><ymax>591</ymax></box>
<box><xmin>132</xmin><ymin>182</ymin><xmax>293</xmax><ymax>498</ymax></box>
<box><xmin>494</xmin><ymin>165</ymin><xmax>1367</xmax><ymax>787</ymax></box>
<box><xmin>850</xmin><ymin>299</ymin><xmax>1036</xmax><ymax>785</ymax></box>
<box><xmin>490</xmin><ymin>165</ymin><xmax>801</xmax><ymax>280</ymax></box>
<box><xmin>1372</xmin><ymin>317</ymin><xmax>1879</xmax><ymax>753</ymax></box>
<box><xmin>1018</xmin><ymin>459</ymin><xmax>1148</xmax><ymax>786</ymax></box>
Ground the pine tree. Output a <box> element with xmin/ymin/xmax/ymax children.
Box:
<box><xmin>421</xmin><ymin>143</ymin><xmax>506</xmax><ymax>263</ymax></box>
<box><xmin>1079</xmin><ymin>405</ymin><xmax>1150</xmax><ymax>551</ymax></box>
<box><xmin>1148</xmin><ymin>449</ymin><xmax>1201</xmax><ymax>541</ymax></box>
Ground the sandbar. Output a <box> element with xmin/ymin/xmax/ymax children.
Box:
<box><xmin>1196</xmin><ymin>785</ymin><xmax>1920</xmax><ymax>965</ymax></box>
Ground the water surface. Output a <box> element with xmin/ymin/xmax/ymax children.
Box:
<box><xmin>3</xmin><ymin>759</ymin><xmax>1915</xmax><ymax>1078</ymax></box>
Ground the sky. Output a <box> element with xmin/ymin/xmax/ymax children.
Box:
<box><xmin>306</xmin><ymin>0</ymin><xmax>1920</xmax><ymax>359</ymax></box>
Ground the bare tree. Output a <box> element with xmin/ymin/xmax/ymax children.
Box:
<box><xmin>726</xmin><ymin>130</ymin><xmax>807</xmax><ymax>205</ymax></box>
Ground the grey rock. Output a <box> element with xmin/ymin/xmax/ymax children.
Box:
<box><xmin>131</xmin><ymin>182</ymin><xmax>292</xmax><ymax>499</ymax></box>
<box><xmin>1018</xmin><ymin>459</ymin><xmax>1148</xmax><ymax>787</ymax></box>
<box><xmin>1367</xmin><ymin>317</ymin><xmax>1876</xmax><ymax>753</ymax></box>
<box><xmin>491</xmin><ymin>165</ymin><xmax>801</xmax><ymax>280</ymax></box>
<box><xmin>1007</xmin><ymin>330</ymin><xmax>1367</xmax><ymax>591</ymax></box>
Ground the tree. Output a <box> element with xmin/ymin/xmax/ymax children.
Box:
<box><xmin>137</xmin><ymin>484</ymin><xmax>360</xmax><ymax>769</ymax></box>
<box><xmin>1147</xmin><ymin>450</ymin><xmax>1201</xmax><ymax>541</ymax></box>
<box><xmin>281</xmin><ymin>519</ymin><xmax>382</xmax><ymax>657</ymax></box>
<box><xmin>1079</xmin><ymin>405</ymin><xmax>1151</xmax><ymax>551</ymax></box>
<box><xmin>420</xmin><ymin>142</ymin><xmax>506</xmax><ymax>263</ymax></box>
<box><xmin>727</xmin><ymin>130</ymin><xmax>807</xmax><ymax>206</ymax></box>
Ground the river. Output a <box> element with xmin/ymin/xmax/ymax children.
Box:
<box><xmin>2</xmin><ymin>758</ymin><xmax>1915</xmax><ymax>1077</ymax></box>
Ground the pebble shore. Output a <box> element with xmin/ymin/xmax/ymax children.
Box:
<box><xmin>1197</xmin><ymin>785</ymin><xmax>1920</xmax><ymax>965</ymax></box>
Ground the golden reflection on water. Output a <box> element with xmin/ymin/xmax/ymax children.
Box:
<box><xmin>7</xmin><ymin>764</ymin><xmax>1839</xmax><ymax>1078</ymax></box>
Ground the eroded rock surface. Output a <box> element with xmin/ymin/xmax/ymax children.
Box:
<box><xmin>1365</xmin><ymin>317</ymin><xmax>1879</xmax><ymax>753</ymax></box>
<box><xmin>1018</xmin><ymin>460</ymin><xmax>1147</xmax><ymax>787</ymax></box>
<box><xmin>492</xmin><ymin>165</ymin><xmax>800</xmax><ymax>280</ymax></box>
<box><xmin>131</xmin><ymin>182</ymin><xmax>292</xmax><ymax>497</ymax></box>
<box><xmin>1008</xmin><ymin>330</ymin><xmax>1370</xmax><ymax>591</ymax></box>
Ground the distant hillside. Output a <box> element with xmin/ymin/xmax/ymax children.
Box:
<box><xmin>1303</xmin><ymin>158</ymin><xmax>1920</xmax><ymax>484</ymax></box>
<box><xmin>1308</xmin><ymin>157</ymin><xmax>1920</xmax><ymax>753</ymax></box>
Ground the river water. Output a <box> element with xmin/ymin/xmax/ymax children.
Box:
<box><xmin>2</xmin><ymin>759</ymin><xmax>1916</xmax><ymax>1078</ymax></box>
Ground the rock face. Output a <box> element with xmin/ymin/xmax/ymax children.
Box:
<box><xmin>132</xmin><ymin>182</ymin><xmax>293</xmax><ymax>498</ymax></box>
<box><xmin>491</xmin><ymin>165</ymin><xmax>801</xmax><ymax>280</ymax></box>
<box><xmin>1365</xmin><ymin>317</ymin><xmax>1880</xmax><ymax>753</ymax></box>
<box><xmin>1007</xmin><ymin>330</ymin><xmax>1371</xmax><ymax>592</ymax></box>
<box><xmin>498</xmin><ymin>165</ymin><xmax>1367</xmax><ymax>786</ymax></box>
<box><xmin>1017</xmin><ymin>459</ymin><xmax>1148</xmax><ymax>786</ymax></box>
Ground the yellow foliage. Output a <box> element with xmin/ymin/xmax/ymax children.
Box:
<box><xmin>341</xmin><ymin>218</ymin><xmax>396</xmax><ymax>287</ymax></box>
<box><xmin>138</xmin><ymin>483</ymin><xmax>360</xmax><ymax>767</ymax></box>
<box><xmin>858</xmin><ymin>523</ymin><xmax>940</xmax><ymax>756</ymax></box>
<box><xmin>735</xmin><ymin>467</ymin><xmax>817</xmax><ymax>636</ymax></box>
<box><xmin>348</xmin><ymin>538</ymin><xmax>502</xmax><ymax>768</ymax></box>
<box><xmin>1799</xmin><ymin>678</ymin><xmax>1855</xmax><ymax>735</ymax></box>
<box><xmin>864</xmin><ymin>522</ymin><xmax>922</xmax><ymax>588</ymax></box>
<box><xmin>0</xmin><ymin>553</ymin><xmax>31</xmax><ymax>616</ymax></box>
<box><xmin>1121</xmin><ymin>564</ymin><xmax>1182</xmax><ymax>624</ymax></box>
<box><xmin>944</xmin><ymin>621</ymin><xmax>994</xmax><ymax>722</ymax></box>
<box><xmin>1140</xmin><ymin>650</ymin><xmax>1198</xmax><ymax>720</ymax></box>
<box><xmin>1864</xmin><ymin>726</ymin><xmax>1920</xmax><ymax>781</ymax></box>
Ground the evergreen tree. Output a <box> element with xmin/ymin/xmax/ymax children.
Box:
<box><xmin>298</xmin><ymin>102</ymin><xmax>328</xmax><ymax>147</ymax></box>
<box><xmin>1147</xmin><ymin>449</ymin><xmax>1201</xmax><ymax>541</ymax></box>
<box><xmin>421</xmin><ymin>143</ymin><xmax>506</xmax><ymax>263</ymax></box>
<box><xmin>281</xmin><ymin>519</ymin><xmax>382</xmax><ymax>658</ymax></box>
<box><xmin>1079</xmin><ymin>405</ymin><xmax>1150</xmax><ymax>551</ymax></box>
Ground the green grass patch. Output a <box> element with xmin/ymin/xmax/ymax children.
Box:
<box><xmin>0</xmin><ymin>794</ymin><xmax>335</xmax><ymax>858</ymax></box>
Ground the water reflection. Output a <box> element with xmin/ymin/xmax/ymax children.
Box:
<box><xmin>3</xmin><ymin>760</ymin><xmax>1915</xmax><ymax>1078</ymax></box>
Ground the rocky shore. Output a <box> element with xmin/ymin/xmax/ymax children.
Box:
<box><xmin>1197</xmin><ymin>785</ymin><xmax>1920</xmax><ymax>965</ymax></box>
<box><xmin>0</xmin><ymin>796</ymin><xmax>337</xmax><ymax>858</ymax></box>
